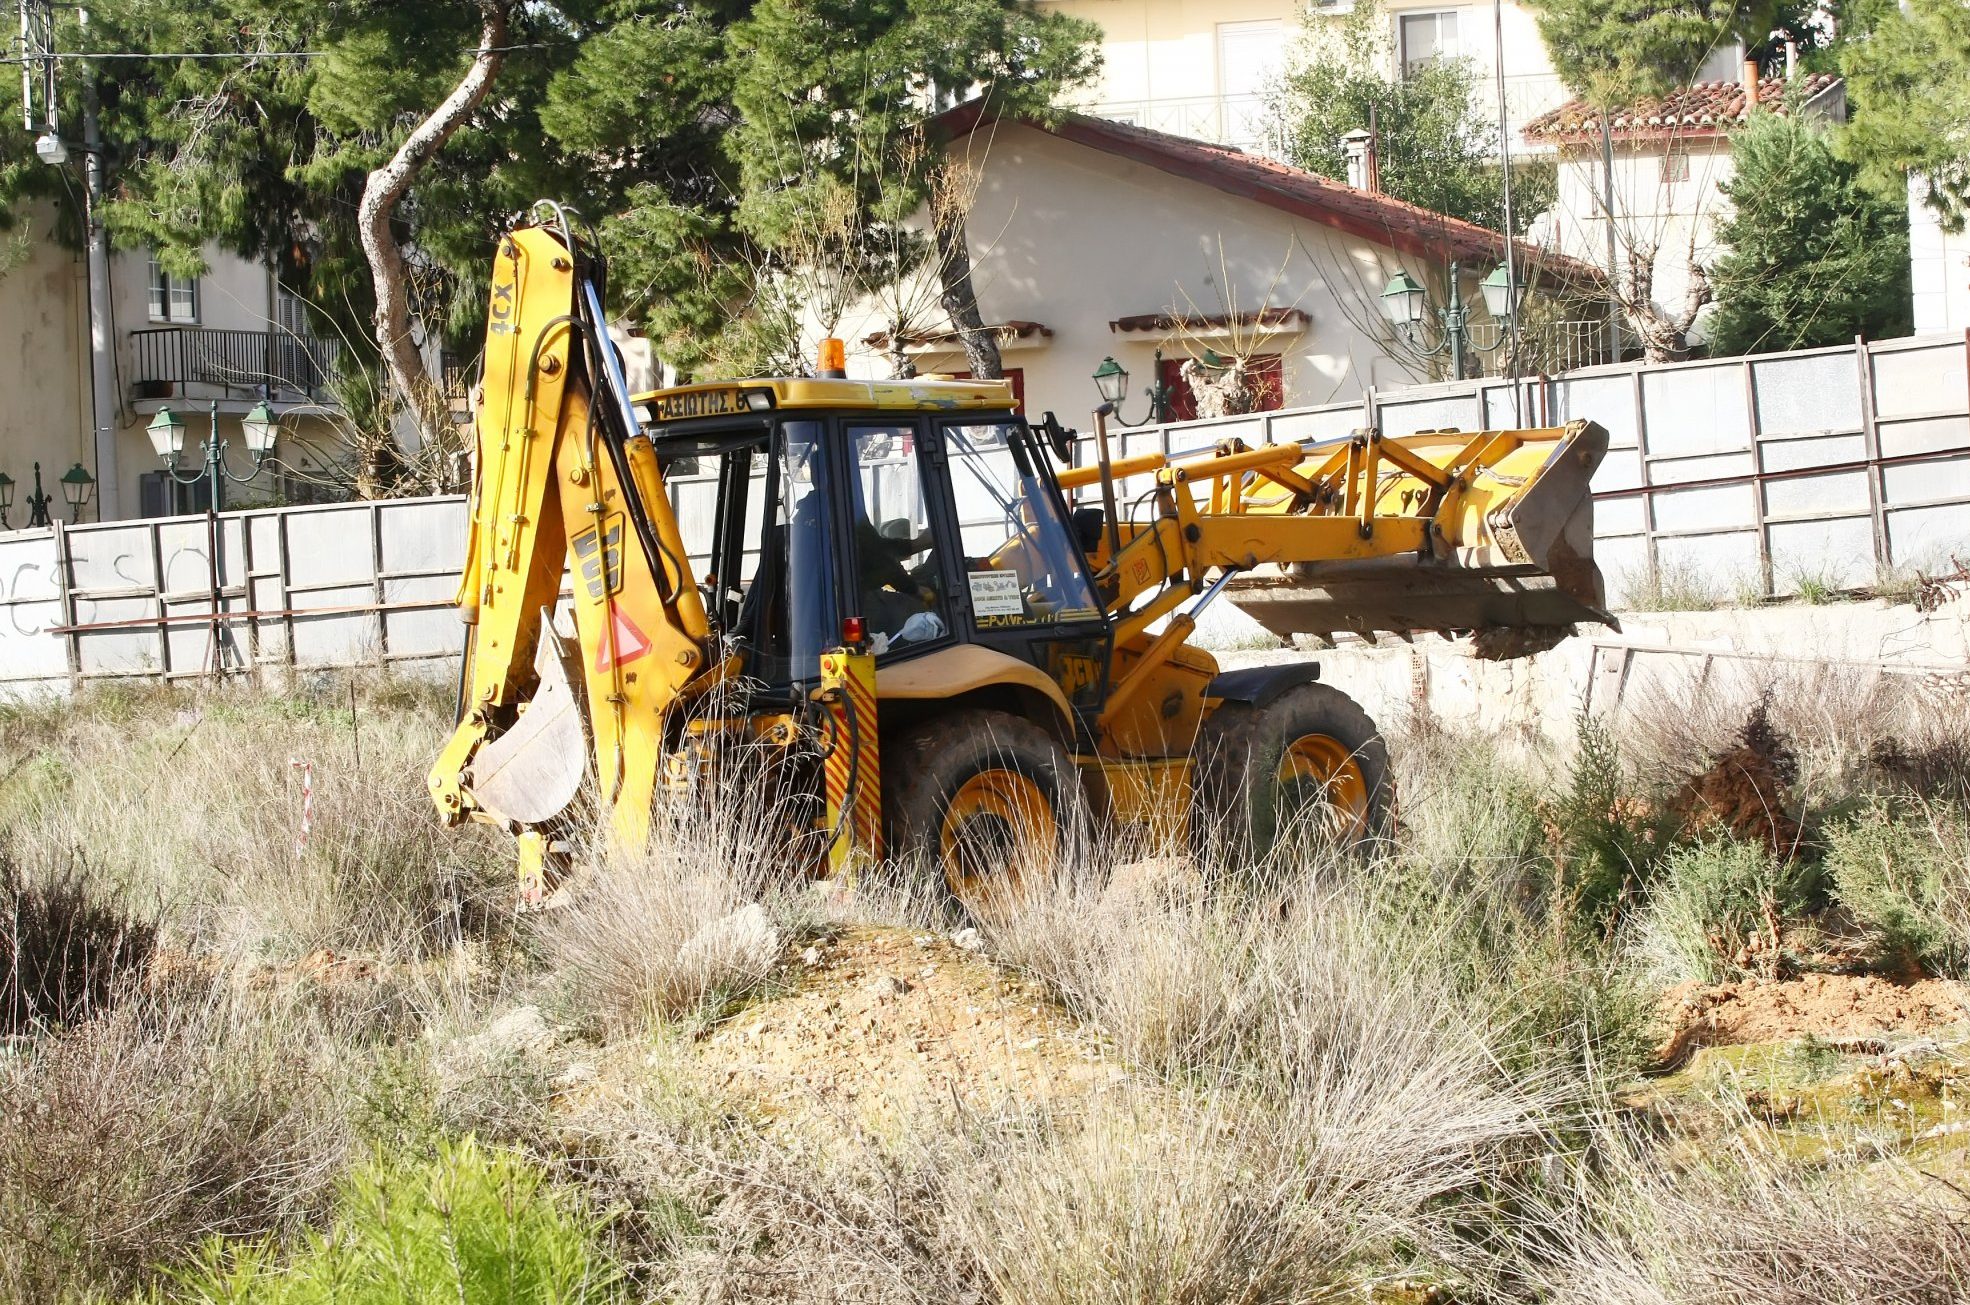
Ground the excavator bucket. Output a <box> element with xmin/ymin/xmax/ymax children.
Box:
<box><xmin>1222</xmin><ymin>419</ymin><xmax>1612</xmax><ymax>656</ymax></box>
<box><xmin>464</xmin><ymin>620</ymin><xmax>590</xmax><ymax>826</ymax></box>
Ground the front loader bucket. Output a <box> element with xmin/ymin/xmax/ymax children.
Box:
<box><xmin>1225</xmin><ymin>420</ymin><xmax>1612</xmax><ymax>657</ymax></box>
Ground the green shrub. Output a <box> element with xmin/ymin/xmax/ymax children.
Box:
<box><xmin>1825</xmin><ymin>801</ymin><xmax>1970</xmax><ymax>975</ymax></box>
<box><xmin>1635</xmin><ymin>839</ymin><xmax>1815</xmax><ymax>984</ymax></box>
<box><xmin>171</xmin><ymin>1137</ymin><xmax>620</xmax><ymax>1304</ymax></box>
<box><xmin>1547</xmin><ymin>713</ymin><xmax>1668</xmax><ymax>931</ymax></box>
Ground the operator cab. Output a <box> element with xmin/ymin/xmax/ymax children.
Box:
<box><xmin>635</xmin><ymin>376</ymin><xmax>1112</xmax><ymax>733</ymax></box>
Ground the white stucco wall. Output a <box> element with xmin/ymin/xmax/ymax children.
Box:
<box><xmin>824</xmin><ymin>122</ymin><xmax>1509</xmax><ymax>419</ymax></box>
<box><xmin>1043</xmin><ymin>0</ymin><xmax>1568</xmax><ymax>150</ymax></box>
<box><xmin>0</xmin><ymin>206</ymin><xmax>92</xmax><ymax>526</ymax></box>
<box><xmin>1537</xmin><ymin>138</ymin><xmax>1734</xmax><ymax>331</ymax></box>
<box><xmin>1908</xmin><ymin>177</ymin><xmax>1970</xmax><ymax>336</ymax></box>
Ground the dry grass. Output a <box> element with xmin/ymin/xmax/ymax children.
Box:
<box><xmin>0</xmin><ymin>980</ymin><xmax>356</xmax><ymax>1301</ymax></box>
<box><xmin>0</xmin><ymin>677</ymin><xmax>508</xmax><ymax>964</ymax></box>
<box><xmin>1522</xmin><ymin>1116</ymin><xmax>1970</xmax><ymax>1304</ymax></box>
<box><xmin>5</xmin><ymin>674</ymin><xmax>1970</xmax><ymax>1301</ymax></box>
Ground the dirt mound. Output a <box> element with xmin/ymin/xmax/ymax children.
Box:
<box><xmin>1671</xmin><ymin>696</ymin><xmax>1801</xmax><ymax>854</ymax></box>
<box><xmin>1659</xmin><ymin>973</ymin><xmax>1970</xmax><ymax>1063</ymax></box>
<box><xmin>693</xmin><ymin>925</ymin><xmax>1121</xmax><ymax>1134</ymax></box>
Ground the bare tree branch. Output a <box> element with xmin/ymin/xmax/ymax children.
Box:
<box><xmin>356</xmin><ymin>1</ymin><xmax>509</xmax><ymax>450</ymax></box>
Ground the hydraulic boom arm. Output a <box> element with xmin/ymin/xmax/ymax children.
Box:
<box><xmin>429</xmin><ymin>218</ymin><xmax>715</xmax><ymax>881</ymax></box>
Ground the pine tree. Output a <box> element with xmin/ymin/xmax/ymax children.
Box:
<box><xmin>1837</xmin><ymin>0</ymin><xmax>1970</xmax><ymax>227</ymax></box>
<box><xmin>1705</xmin><ymin>111</ymin><xmax>1911</xmax><ymax>355</ymax></box>
<box><xmin>1522</xmin><ymin>0</ymin><xmax>1816</xmax><ymax>104</ymax></box>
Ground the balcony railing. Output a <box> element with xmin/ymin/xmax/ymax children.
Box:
<box><xmin>1082</xmin><ymin>94</ymin><xmax>1279</xmax><ymax>155</ymax></box>
<box><xmin>130</xmin><ymin>327</ymin><xmax>342</xmax><ymax>403</ymax></box>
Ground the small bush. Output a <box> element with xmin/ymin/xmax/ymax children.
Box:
<box><xmin>535</xmin><ymin>805</ymin><xmax>793</xmax><ymax>1033</ymax></box>
<box><xmin>171</xmin><ymin>1137</ymin><xmax>621</xmax><ymax>1304</ymax></box>
<box><xmin>0</xmin><ymin>984</ymin><xmax>353</xmax><ymax>1301</ymax></box>
<box><xmin>1546</xmin><ymin>713</ymin><xmax>1665</xmax><ymax>931</ymax></box>
<box><xmin>1825</xmin><ymin>801</ymin><xmax>1970</xmax><ymax>975</ymax></box>
<box><xmin>1635</xmin><ymin>838</ymin><xmax>1815</xmax><ymax>983</ymax></box>
<box><xmin>2</xmin><ymin>852</ymin><xmax>156</xmax><ymax>1032</ymax></box>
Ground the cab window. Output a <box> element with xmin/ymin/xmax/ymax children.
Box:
<box><xmin>942</xmin><ymin>421</ymin><xmax>1101</xmax><ymax>628</ymax></box>
<box><xmin>848</xmin><ymin>423</ymin><xmax>949</xmax><ymax>656</ymax></box>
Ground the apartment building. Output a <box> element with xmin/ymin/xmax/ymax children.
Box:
<box><xmin>1039</xmin><ymin>0</ymin><xmax>1571</xmax><ymax>155</ymax></box>
<box><xmin>0</xmin><ymin>213</ymin><xmax>360</xmax><ymax>525</ymax></box>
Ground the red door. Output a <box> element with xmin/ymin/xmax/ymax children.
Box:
<box><xmin>1156</xmin><ymin>353</ymin><xmax>1282</xmax><ymax>421</ymax></box>
<box><xmin>950</xmin><ymin>366</ymin><xmax>1025</xmax><ymax>412</ymax></box>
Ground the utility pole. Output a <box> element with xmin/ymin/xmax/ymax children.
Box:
<box><xmin>1600</xmin><ymin>117</ymin><xmax>1621</xmax><ymax>362</ymax></box>
<box><xmin>83</xmin><ymin>70</ymin><xmax>117</xmax><ymax>521</ymax></box>
<box><xmin>1491</xmin><ymin>0</ymin><xmax>1520</xmax><ymax>420</ymax></box>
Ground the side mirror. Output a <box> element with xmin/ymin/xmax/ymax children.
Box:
<box><xmin>1034</xmin><ymin>411</ymin><xmax>1076</xmax><ymax>463</ymax></box>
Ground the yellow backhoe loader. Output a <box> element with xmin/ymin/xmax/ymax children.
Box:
<box><xmin>431</xmin><ymin>208</ymin><xmax>1611</xmax><ymax>907</ymax></box>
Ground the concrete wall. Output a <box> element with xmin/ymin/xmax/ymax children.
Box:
<box><xmin>1216</xmin><ymin>596</ymin><xmax>1970</xmax><ymax>753</ymax></box>
<box><xmin>829</xmin><ymin>122</ymin><xmax>1503</xmax><ymax>421</ymax></box>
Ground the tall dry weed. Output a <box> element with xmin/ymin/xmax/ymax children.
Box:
<box><xmin>0</xmin><ymin>679</ymin><xmax>505</xmax><ymax>963</ymax></box>
<box><xmin>534</xmin><ymin>797</ymin><xmax>811</xmax><ymax>1033</ymax></box>
<box><xmin>0</xmin><ymin>981</ymin><xmax>355</xmax><ymax>1301</ymax></box>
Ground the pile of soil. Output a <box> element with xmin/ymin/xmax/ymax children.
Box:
<box><xmin>1659</xmin><ymin>973</ymin><xmax>1970</xmax><ymax>1063</ymax></box>
<box><xmin>693</xmin><ymin>925</ymin><xmax>1121</xmax><ymax>1134</ymax></box>
<box><xmin>1671</xmin><ymin>698</ymin><xmax>1802</xmax><ymax>854</ymax></box>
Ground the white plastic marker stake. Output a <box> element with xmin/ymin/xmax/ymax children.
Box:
<box><xmin>290</xmin><ymin>758</ymin><xmax>314</xmax><ymax>861</ymax></box>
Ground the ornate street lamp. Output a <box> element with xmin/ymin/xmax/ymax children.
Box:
<box><xmin>59</xmin><ymin>462</ymin><xmax>95</xmax><ymax>522</ymax></box>
<box><xmin>147</xmin><ymin>400</ymin><xmax>278</xmax><ymax>514</ymax></box>
<box><xmin>1380</xmin><ymin>260</ymin><xmax>1517</xmax><ymax>381</ymax></box>
<box><xmin>1091</xmin><ymin>352</ymin><xmax>1173</xmax><ymax>426</ymax></box>
<box><xmin>25</xmin><ymin>462</ymin><xmax>52</xmax><ymax>529</ymax></box>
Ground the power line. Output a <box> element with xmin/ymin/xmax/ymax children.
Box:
<box><xmin>0</xmin><ymin>41</ymin><xmax>550</xmax><ymax>65</ymax></box>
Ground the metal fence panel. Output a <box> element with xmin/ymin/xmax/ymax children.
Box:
<box><xmin>0</xmin><ymin>528</ymin><xmax>67</xmax><ymax>692</ymax></box>
<box><xmin>9</xmin><ymin>335</ymin><xmax>1970</xmax><ymax>694</ymax></box>
<box><xmin>1752</xmin><ymin>351</ymin><xmax>1861</xmax><ymax>436</ymax></box>
<box><xmin>1642</xmin><ymin>365</ymin><xmax>1752</xmax><ymax>457</ymax></box>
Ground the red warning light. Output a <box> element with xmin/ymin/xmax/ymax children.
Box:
<box><xmin>841</xmin><ymin>616</ymin><xmax>866</xmax><ymax>646</ymax></box>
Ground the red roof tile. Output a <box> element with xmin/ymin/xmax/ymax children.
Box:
<box><xmin>1522</xmin><ymin>72</ymin><xmax>1843</xmax><ymax>145</ymax></box>
<box><xmin>934</xmin><ymin>103</ymin><xmax>1602</xmax><ymax>290</ymax></box>
<box><xmin>1109</xmin><ymin>308</ymin><xmax>1309</xmax><ymax>334</ymax></box>
<box><xmin>862</xmin><ymin>320</ymin><xmax>1052</xmax><ymax>350</ymax></box>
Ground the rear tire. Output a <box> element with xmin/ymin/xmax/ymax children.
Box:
<box><xmin>886</xmin><ymin>709</ymin><xmax>1085</xmax><ymax>914</ymax></box>
<box><xmin>1192</xmin><ymin>682</ymin><xmax>1392</xmax><ymax>861</ymax></box>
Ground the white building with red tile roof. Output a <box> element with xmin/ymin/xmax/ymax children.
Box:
<box><xmin>1521</xmin><ymin>69</ymin><xmax>1847</xmax><ymax>352</ymax></box>
<box><xmin>821</xmin><ymin>106</ymin><xmax>1602</xmax><ymax>422</ymax></box>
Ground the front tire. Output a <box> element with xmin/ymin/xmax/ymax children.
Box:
<box><xmin>886</xmin><ymin>709</ymin><xmax>1084</xmax><ymax>914</ymax></box>
<box><xmin>1192</xmin><ymin>682</ymin><xmax>1392</xmax><ymax>861</ymax></box>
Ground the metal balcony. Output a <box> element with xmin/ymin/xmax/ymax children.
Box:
<box><xmin>129</xmin><ymin>327</ymin><xmax>342</xmax><ymax>403</ymax></box>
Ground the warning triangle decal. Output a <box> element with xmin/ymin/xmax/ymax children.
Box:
<box><xmin>594</xmin><ymin>607</ymin><xmax>653</xmax><ymax>672</ymax></box>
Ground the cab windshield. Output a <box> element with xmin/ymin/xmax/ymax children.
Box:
<box><xmin>943</xmin><ymin>421</ymin><xmax>1101</xmax><ymax>628</ymax></box>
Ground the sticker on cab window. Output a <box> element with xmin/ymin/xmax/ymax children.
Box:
<box><xmin>967</xmin><ymin>570</ymin><xmax>1025</xmax><ymax>618</ymax></box>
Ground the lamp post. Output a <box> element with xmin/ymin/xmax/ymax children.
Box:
<box><xmin>25</xmin><ymin>462</ymin><xmax>53</xmax><ymax>529</ymax></box>
<box><xmin>1380</xmin><ymin>261</ymin><xmax>1522</xmax><ymax>381</ymax></box>
<box><xmin>1091</xmin><ymin>351</ymin><xmax>1174</xmax><ymax>426</ymax></box>
<box><xmin>146</xmin><ymin>399</ymin><xmax>279</xmax><ymax>513</ymax></box>
<box><xmin>59</xmin><ymin>463</ymin><xmax>95</xmax><ymax>523</ymax></box>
